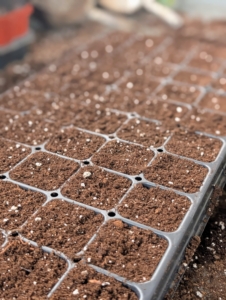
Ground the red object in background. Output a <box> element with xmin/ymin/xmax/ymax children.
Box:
<box><xmin>0</xmin><ymin>4</ymin><xmax>33</xmax><ymax>46</ymax></box>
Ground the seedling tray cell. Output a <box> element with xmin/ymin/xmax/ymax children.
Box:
<box><xmin>156</xmin><ymin>82</ymin><xmax>201</xmax><ymax>104</ymax></box>
<box><xmin>21</xmin><ymin>199</ymin><xmax>104</xmax><ymax>259</ymax></box>
<box><xmin>45</xmin><ymin>127</ymin><xmax>106</xmax><ymax>160</ymax></box>
<box><xmin>10</xmin><ymin>152</ymin><xmax>79</xmax><ymax>190</ymax></box>
<box><xmin>0</xmin><ymin>239</ymin><xmax>67</xmax><ymax>299</ymax></box>
<box><xmin>61</xmin><ymin>165</ymin><xmax>131</xmax><ymax>210</ymax></box>
<box><xmin>0</xmin><ymin>181</ymin><xmax>46</xmax><ymax>230</ymax></box>
<box><xmin>0</xmin><ymin>137</ymin><xmax>30</xmax><ymax>173</ymax></box>
<box><xmin>50</xmin><ymin>261</ymin><xmax>138</xmax><ymax>300</ymax></box>
<box><xmin>199</xmin><ymin>92</ymin><xmax>226</xmax><ymax>112</ymax></box>
<box><xmin>0</xmin><ymin>28</ymin><xmax>226</xmax><ymax>300</ymax></box>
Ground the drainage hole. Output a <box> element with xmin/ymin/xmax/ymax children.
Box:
<box><xmin>157</xmin><ymin>148</ymin><xmax>163</xmax><ymax>153</ymax></box>
<box><xmin>11</xmin><ymin>232</ymin><xmax>19</xmax><ymax>237</ymax></box>
<box><xmin>0</xmin><ymin>175</ymin><xmax>6</xmax><ymax>180</ymax></box>
<box><xmin>135</xmin><ymin>176</ymin><xmax>142</xmax><ymax>181</ymax></box>
<box><xmin>83</xmin><ymin>161</ymin><xmax>90</xmax><ymax>165</ymax></box>
<box><xmin>73</xmin><ymin>257</ymin><xmax>81</xmax><ymax>263</ymax></box>
<box><xmin>35</xmin><ymin>147</ymin><xmax>41</xmax><ymax>151</ymax></box>
<box><xmin>51</xmin><ymin>192</ymin><xmax>58</xmax><ymax>197</ymax></box>
<box><xmin>108</xmin><ymin>212</ymin><xmax>116</xmax><ymax>217</ymax></box>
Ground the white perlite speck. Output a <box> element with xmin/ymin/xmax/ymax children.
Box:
<box><xmin>196</xmin><ymin>291</ymin><xmax>203</xmax><ymax>298</ymax></box>
<box><xmin>35</xmin><ymin>217</ymin><xmax>42</xmax><ymax>222</ymax></box>
<box><xmin>35</xmin><ymin>162</ymin><xmax>42</xmax><ymax>167</ymax></box>
<box><xmin>10</xmin><ymin>206</ymin><xmax>17</xmax><ymax>210</ymax></box>
<box><xmin>219</xmin><ymin>221</ymin><xmax>225</xmax><ymax>230</ymax></box>
<box><xmin>83</xmin><ymin>171</ymin><xmax>92</xmax><ymax>179</ymax></box>
<box><xmin>72</xmin><ymin>289</ymin><xmax>79</xmax><ymax>295</ymax></box>
<box><xmin>102</xmin><ymin>282</ymin><xmax>110</xmax><ymax>286</ymax></box>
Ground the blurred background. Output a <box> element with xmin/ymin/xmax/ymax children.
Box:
<box><xmin>1</xmin><ymin>0</ymin><xmax>226</xmax><ymax>106</ymax></box>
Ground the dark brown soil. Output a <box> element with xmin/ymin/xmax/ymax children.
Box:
<box><xmin>188</xmin><ymin>52</ymin><xmax>221</xmax><ymax>72</ymax></box>
<box><xmin>211</xmin><ymin>75</ymin><xmax>226</xmax><ymax>92</ymax></box>
<box><xmin>0</xmin><ymin>231</ymin><xmax>5</xmax><ymax>246</ymax></box>
<box><xmin>184</xmin><ymin>109</ymin><xmax>226</xmax><ymax>136</ymax></box>
<box><xmin>45</xmin><ymin>127</ymin><xmax>105</xmax><ymax>160</ymax></box>
<box><xmin>1</xmin><ymin>114</ymin><xmax>58</xmax><ymax>146</ymax></box>
<box><xmin>33</xmin><ymin>97</ymin><xmax>83</xmax><ymax>126</ymax></box>
<box><xmin>153</xmin><ymin>45</ymin><xmax>187</xmax><ymax>64</ymax></box>
<box><xmin>10</xmin><ymin>152</ymin><xmax>79</xmax><ymax>190</ymax></box>
<box><xmin>61</xmin><ymin>166</ymin><xmax>131</xmax><ymax>210</ymax></box>
<box><xmin>85</xmin><ymin>220</ymin><xmax>168</xmax><ymax>282</ymax></box>
<box><xmin>117</xmin><ymin>118</ymin><xmax>170</xmax><ymax>148</ymax></box>
<box><xmin>0</xmin><ymin>88</ymin><xmax>42</xmax><ymax>112</ymax></box>
<box><xmin>0</xmin><ymin>239</ymin><xmax>67</xmax><ymax>298</ymax></box>
<box><xmin>74</xmin><ymin>104</ymin><xmax>127</xmax><ymax>134</ymax></box>
<box><xmin>92</xmin><ymin>140</ymin><xmax>154</xmax><ymax>175</ymax></box>
<box><xmin>0</xmin><ymin>110</ymin><xmax>19</xmax><ymax>135</ymax></box>
<box><xmin>199</xmin><ymin>92</ymin><xmax>226</xmax><ymax>112</ymax></box>
<box><xmin>51</xmin><ymin>261</ymin><xmax>138</xmax><ymax>300</ymax></box>
<box><xmin>135</xmin><ymin>99</ymin><xmax>188</xmax><ymax>124</ymax></box>
<box><xmin>199</xmin><ymin>42</ymin><xmax>226</xmax><ymax>59</ymax></box>
<box><xmin>0</xmin><ymin>181</ymin><xmax>46</xmax><ymax>231</ymax></box>
<box><xmin>143</xmin><ymin>153</ymin><xmax>208</xmax><ymax>193</ymax></box>
<box><xmin>174</xmin><ymin>70</ymin><xmax>213</xmax><ymax>86</ymax></box>
<box><xmin>118</xmin><ymin>184</ymin><xmax>191</xmax><ymax>232</ymax></box>
<box><xmin>165</xmin><ymin>130</ymin><xmax>222</xmax><ymax>162</ymax></box>
<box><xmin>116</xmin><ymin>36</ymin><xmax>162</xmax><ymax>65</ymax></box>
<box><xmin>21</xmin><ymin>199</ymin><xmax>104</xmax><ymax>259</ymax></box>
<box><xmin>0</xmin><ymin>138</ymin><xmax>30</xmax><ymax>173</ymax></box>
<box><xmin>156</xmin><ymin>83</ymin><xmax>200</xmax><ymax>104</ymax></box>
<box><xmin>117</xmin><ymin>74</ymin><xmax>160</xmax><ymax>99</ymax></box>
<box><xmin>144</xmin><ymin>60</ymin><xmax>173</xmax><ymax>78</ymax></box>
<box><xmin>172</xmin><ymin>208</ymin><xmax>226</xmax><ymax>300</ymax></box>
<box><xmin>27</xmin><ymin>68</ymin><xmax>81</xmax><ymax>94</ymax></box>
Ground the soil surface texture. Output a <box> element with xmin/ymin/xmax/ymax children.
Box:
<box><xmin>165</xmin><ymin>130</ymin><xmax>222</xmax><ymax>162</ymax></box>
<box><xmin>21</xmin><ymin>199</ymin><xmax>104</xmax><ymax>259</ymax></box>
<box><xmin>135</xmin><ymin>99</ymin><xmax>188</xmax><ymax>125</ymax></box>
<box><xmin>117</xmin><ymin>118</ymin><xmax>170</xmax><ymax>148</ymax></box>
<box><xmin>0</xmin><ymin>231</ymin><xmax>5</xmax><ymax>246</ymax></box>
<box><xmin>144</xmin><ymin>153</ymin><xmax>208</xmax><ymax>193</ymax></box>
<box><xmin>45</xmin><ymin>127</ymin><xmax>105</xmax><ymax>160</ymax></box>
<box><xmin>61</xmin><ymin>166</ymin><xmax>131</xmax><ymax>210</ymax></box>
<box><xmin>10</xmin><ymin>152</ymin><xmax>79</xmax><ymax>190</ymax></box>
<box><xmin>185</xmin><ymin>109</ymin><xmax>226</xmax><ymax>136</ymax></box>
<box><xmin>0</xmin><ymin>89</ymin><xmax>42</xmax><ymax>112</ymax></box>
<box><xmin>0</xmin><ymin>239</ymin><xmax>67</xmax><ymax>299</ymax></box>
<box><xmin>1</xmin><ymin>113</ymin><xmax>58</xmax><ymax>146</ymax></box>
<box><xmin>92</xmin><ymin>140</ymin><xmax>154</xmax><ymax>175</ymax></box>
<box><xmin>74</xmin><ymin>105</ymin><xmax>127</xmax><ymax>134</ymax></box>
<box><xmin>118</xmin><ymin>184</ymin><xmax>191</xmax><ymax>232</ymax></box>
<box><xmin>0</xmin><ymin>181</ymin><xmax>46</xmax><ymax>231</ymax></box>
<box><xmin>0</xmin><ymin>138</ymin><xmax>30</xmax><ymax>173</ymax></box>
<box><xmin>85</xmin><ymin>220</ymin><xmax>168</xmax><ymax>282</ymax></box>
<box><xmin>51</xmin><ymin>261</ymin><xmax>138</xmax><ymax>300</ymax></box>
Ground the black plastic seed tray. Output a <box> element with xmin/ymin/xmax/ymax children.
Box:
<box><xmin>0</xmin><ymin>30</ymin><xmax>226</xmax><ymax>300</ymax></box>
